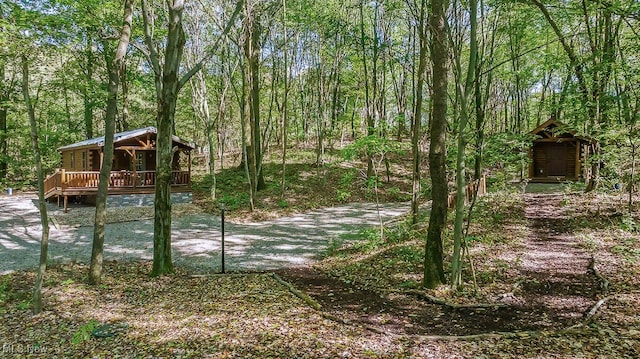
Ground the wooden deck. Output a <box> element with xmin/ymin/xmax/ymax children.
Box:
<box><xmin>44</xmin><ymin>169</ymin><xmax>191</xmax><ymax>212</ymax></box>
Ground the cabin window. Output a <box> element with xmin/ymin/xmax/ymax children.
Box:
<box><xmin>81</xmin><ymin>152</ymin><xmax>87</xmax><ymax>170</ymax></box>
<box><xmin>70</xmin><ymin>152</ymin><xmax>75</xmax><ymax>169</ymax></box>
<box><xmin>136</xmin><ymin>152</ymin><xmax>144</xmax><ymax>171</ymax></box>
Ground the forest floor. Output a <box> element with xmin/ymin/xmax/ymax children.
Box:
<box><xmin>1</xmin><ymin>186</ymin><xmax>639</xmax><ymax>357</ymax></box>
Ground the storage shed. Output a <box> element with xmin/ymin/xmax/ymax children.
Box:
<box><xmin>529</xmin><ymin>119</ymin><xmax>595</xmax><ymax>182</ymax></box>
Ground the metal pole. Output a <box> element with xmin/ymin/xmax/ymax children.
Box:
<box><xmin>221</xmin><ymin>203</ymin><xmax>225</xmax><ymax>274</ymax></box>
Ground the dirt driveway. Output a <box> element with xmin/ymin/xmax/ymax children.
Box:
<box><xmin>0</xmin><ymin>193</ymin><xmax>409</xmax><ymax>274</ymax></box>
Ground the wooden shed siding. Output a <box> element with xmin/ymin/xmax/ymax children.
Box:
<box><xmin>533</xmin><ymin>143</ymin><xmax>546</xmax><ymax>176</ymax></box>
<box><xmin>532</xmin><ymin>141</ymin><xmax>579</xmax><ymax>178</ymax></box>
<box><xmin>566</xmin><ymin>143</ymin><xmax>577</xmax><ymax>178</ymax></box>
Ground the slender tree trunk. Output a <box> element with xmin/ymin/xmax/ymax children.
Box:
<box><xmin>629</xmin><ymin>141</ymin><xmax>636</xmax><ymax>213</ymax></box>
<box><xmin>89</xmin><ymin>0</ymin><xmax>134</xmax><ymax>285</ymax></box>
<box><xmin>83</xmin><ymin>35</ymin><xmax>94</xmax><ymax>139</ymax></box>
<box><xmin>0</xmin><ymin>58</ymin><xmax>7</xmax><ymax>180</ymax></box>
<box><xmin>120</xmin><ymin>60</ymin><xmax>130</xmax><ymax>132</ymax></box>
<box><xmin>59</xmin><ymin>55</ymin><xmax>72</xmax><ymax>127</ymax></box>
<box><xmin>240</xmin><ymin>80</ymin><xmax>255</xmax><ymax>211</ymax></box>
<box><xmin>424</xmin><ymin>0</ymin><xmax>449</xmax><ymax>289</ymax></box>
<box><xmin>22</xmin><ymin>55</ymin><xmax>50</xmax><ymax>315</ymax></box>
<box><xmin>473</xmin><ymin>10</ymin><xmax>497</xmax><ymax>180</ymax></box>
<box><xmin>391</xmin><ymin>66</ymin><xmax>407</xmax><ymax>141</ymax></box>
<box><xmin>280</xmin><ymin>0</ymin><xmax>289</xmax><ymax>198</ymax></box>
<box><xmin>359</xmin><ymin>0</ymin><xmax>375</xmax><ymax>178</ymax></box>
<box><xmin>411</xmin><ymin>1</ymin><xmax>428</xmax><ymax>226</ymax></box>
<box><xmin>244</xmin><ymin>1</ymin><xmax>266</xmax><ymax>193</ymax></box>
<box><xmin>451</xmin><ymin>0</ymin><xmax>478</xmax><ymax>288</ymax></box>
<box><xmin>188</xmin><ymin>58</ymin><xmax>215</xmax><ymax>199</ymax></box>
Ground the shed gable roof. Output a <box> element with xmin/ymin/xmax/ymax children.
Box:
<box><xmin>57</xmin><ymin>127</ymin><xmax>195</xmax><ymax>151</ymax></box>
<box><xmin>530</xmin><ymin>119</ymin><xmax>595</xmax><ymax>143</ymax></box>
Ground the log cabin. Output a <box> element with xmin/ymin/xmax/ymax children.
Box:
<box><xmin>529</xmin><ymin>119</ymin><xmax>595</xmax><ymax>182</ymax></box>
<box><xmin>44</xmin><ymin>127</ymin><xmax>194</xmax><ymax>212</ymax></box>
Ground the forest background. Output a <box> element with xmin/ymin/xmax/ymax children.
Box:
<box><xmin>1</xmin><ymin>0</ymin><xmax>639</xmax><ymax>286</ymax></box>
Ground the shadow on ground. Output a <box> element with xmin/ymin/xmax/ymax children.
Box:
<box><xmin>0</xmin><ymin>194</ymin><xmax>409</xmax><ymax>274</ymax></box>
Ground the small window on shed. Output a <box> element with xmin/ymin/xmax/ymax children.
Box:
<box><xmin>82</xmin><ymin>152</ymin><xmax>87</xmax><ymax>170</ymax></box>
<box><xmin>70</xmin><ymin>152</ymin><xmax>75</xmax><ymax>169</ymax></box>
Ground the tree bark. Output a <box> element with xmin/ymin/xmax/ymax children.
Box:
<box><xmin>151</xmin><ymin>0</ymin><xmax>187</xmax><ymax>277</ymax></box>
<box><xmin>139</xmin><ymin>0</ymin><xmax>242</xmax><ymax>276</ymax></box>
<box><xmin>451</xmin><ymin>0</ymin><xmax>478</xmax><ymax>288</ymax></box>
<box><xmin>424</xmin><ymin>0</ymin><xmax>449</xmax><ymax>289</ymax></box>
<box><xmin>89</xmin><ymin>0</ymin><xmax>134</xmax><ymax>285</ymax></box>
<box><xmin>359</xmin><ymin>0</ymin><xmax>375</xmax><ymax>178</ymax></box>
<box><xmin>119</xmin><ymin>60</ymin><xmax>130</xmax><ymax>132</ymax></box>
<box><xmin>22</xmin><ymin>55</ymin><xmax>50</xmax><ymax>315</ymax></box>
<box><xmin>280</xmin><ymin>0</ymin><xmax>289</xmax><ymax>198</ymax></box>
<box><xmin>411</xmin><ymin>0</ymin><xmax>428</xmax><ymax>226</ymax></box>
<box><xmin>83</xmin><ymin>34</ymin><xmax>94</xmax><ymax>139</ymax></box>
<box><xmin>0</xmin><ymin>58</ymin><xmax>7</xmax><ymax>180</ymax></box>
<box><xmin>244</xmin><ymin>0</ymin><xmax>266</xmax><ymax>193</ymax></box>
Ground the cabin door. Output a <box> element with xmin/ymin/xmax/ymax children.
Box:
<box><xmin>546</xmin><ymin>143</ymin><xmax>567</xmax><ymax>176</ymax></box>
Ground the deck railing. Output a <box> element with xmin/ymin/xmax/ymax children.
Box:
<box><xmin>44</xmin><ymin>171</ymin><xmax>62</xmax><ymax>197</ymax></box>
<box><xmin>44</xmin><ymin>169</ymin><xmax>190</xmax><ymax>195</ymax></box>
<box><xmin>447</xmin><ymin>175</ymin><xmax>487</xmax><ymax>209</ymax></box>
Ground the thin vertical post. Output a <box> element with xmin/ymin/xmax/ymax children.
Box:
<box><xmin>187</xmin><ymin>150</ymin><xmax>192</xmax><ymax>187</ymax></box>
<box><xmin>221</xmin><ymin>203</ymin><xmax>225</xmax><ymax>274</ymax></box>
<box><xmin>132</xmin><ymin>149</ymin><xmax>137</xmax><ymax>188</ymax></box>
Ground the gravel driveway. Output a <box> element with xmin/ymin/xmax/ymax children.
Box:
<box><xmin>0</xmin><ymin>193</ymin><xmax>409</xmax><ymax>274</ymax></box>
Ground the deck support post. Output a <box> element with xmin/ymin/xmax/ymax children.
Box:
<box><xmin>187</xmin><ymin>150</ymin><xmax>191</xmax><ymax>187</ymax></box>
<box><xmin>132</xmin><ymin>149</ymin><xmax>137</xmax><ymax>188</ymax></box>
<box><xmin>64</xmin><ymin>195</ymin><xmax>68</xmax><ymax>213</ymax></box>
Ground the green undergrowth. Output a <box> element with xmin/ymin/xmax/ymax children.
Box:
<box><xmin>191</xmin><ymin>148</ymin><xmax>413</xmax><ymax>221</ymax></box>
<box><xmin>319</xmin><ymin>190</ymin><xmax>528</xmax><ymax>299</ymax></box>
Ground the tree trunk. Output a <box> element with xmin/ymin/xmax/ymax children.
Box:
<box><xmin>280</xmin><ymin>0</ymin><xmax>289</xmax><ymax>198</ymax></box>
<box><xmin>139</xmin><ymin>0</ymin><xmax>242</xmax><ymax>276</ymax></box>
<box><xmin>152</xmin><ymin>0</ymin><xmax>187</xmax><ymax>277</ymax></box>
<box><xmin>23</xmin><ymin>55</ymin><xmax>50</xmax><ymax>315</ymax></box>
<box><xmin>243</xmin><ymin>1</ymin><xmax>266</xmax><ymax>193</ymax></box>
<box><xmin>359</xmin><ymin>0</ymin><xmax>375</xmax><ymax>178</ymax></box>
<box><xmin>119</xmin><ymin>60</ymin><xmax>130</xmax><ymax>132</ymax></box>
<box><xmin>411</xmin><ymin>0</ymin><xmax>428</xmax><ymax>226</ymax></box>
<box><xmin>89</xmin><ymin>0</ymin><xmax>134</xmax><ymax>285</ymax></box>
<box><xmin>0</xmin><ymin>58</ymin><xmax>7</xmax><ymax>180</ymax></box>
<box><xmin>424</xmin><ymin>0</ymin><xmax>449</xmax><ymax>289</ymax></box>
<box><xmin>83</xmin><ymin>34</ymin><xmax>94</xmax><ymax>140</ymax></box>
<box><xmin>473</xmin><ymin>13</ymin><xmax>497</xmax><ymax>180</ymax></box>
<box><xmin>451</xmin><ymin>0</ymin><xmax>478</xmax><ymax>288</ymax></box>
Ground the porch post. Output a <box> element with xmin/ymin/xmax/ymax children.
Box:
<box><xmin>187</xmin><ymin>150</ymin><xmax>191</xmax><ymax>187</ymax></box>
<box><xmin>132</xmin><ymin>149</ymin><xmax>137</xmax><ymax>188</ymax></box>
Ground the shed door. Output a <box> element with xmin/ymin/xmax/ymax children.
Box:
<box><xmin>546</xmin><ymin>143</ymin><xmax>567</xmax><ymax>176</ymax></box>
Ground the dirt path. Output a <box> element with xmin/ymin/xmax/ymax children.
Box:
<box><xmin>518</xmin><ymin>192</ymin><xmax>601</xmax><ymax>321</ymax></box>
<box><xmin>278</xmin><ymin>191</ymin><xmax>605</xmax><ymax>336</ymax></box>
